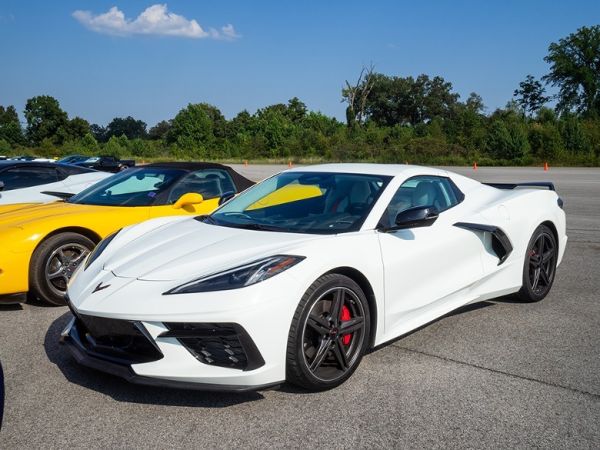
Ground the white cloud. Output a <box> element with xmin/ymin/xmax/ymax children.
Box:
<box><xmin>72</xmin><ymin>4</ymin><xmax>239</xmax><ymax>40</ymax></box>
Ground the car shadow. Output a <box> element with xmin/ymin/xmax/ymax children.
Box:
<box><xmin>44</xmin><ymin>312</ymin><xmax>267</xmax><ymax>407</ymax></box>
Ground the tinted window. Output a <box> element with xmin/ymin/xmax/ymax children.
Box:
<box><xmin>0</xmin><ymin>166</ymin><xmax>59</xmax><ymax>191</ymax></box>
<box><xmin>168</xmin><ymin>169</ymin><xmax>236</xmax><ymax>203</ymax></box>
<box><xmin>69</xmin><ymin>168</ymin><xmax>186</xmax><ymax>206</ymax></box>
<box><xmin>210</xmin><ymin>172</ymin><xmax>391</xmax><ymax>234</ymax></box>
<box><xmin>380</xmin><ymin>176</ymin><xmax>463</xmax><ymax>228</ymax></box>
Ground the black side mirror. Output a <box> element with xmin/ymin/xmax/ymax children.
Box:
<box><xmin>393</xmin><ymin>205</ymin><xmax>439</xmax><ymax>230</ymax></box>
<box><xmin>218</xmin><ymin>191</ymin><xmax>235</xmax><ymax>206</ymax></box>
<box><xmin>0</xmin><ymin>181</ymin><xmax>4</xmax><ymax>191</ymax></box>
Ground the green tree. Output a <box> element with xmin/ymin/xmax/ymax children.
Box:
<box><xmin>105</xmin><ymin>116</ymin><xmax>147</xmax><ymax>140</ymax></box>
<box><xmin>24</xmin><ymin>95</ymin><xmax>68</xmax><ymax>145</ymax></box>
<box><xmin>513</xmin><ymin>75</ymin><xmax>549</xmax><ymax>116</ymax></box>
<box><xmin>543</xmin><ymin>25</ymin><xmax>600</xmax><ymax>117</ymax></box>
<box><xmin>560</xmin><ymin>115</ymin><xmax>591</xmax><ymax>154</ymax></box>
<box><xmin>361</xmin><ymin>73</ymin><xmax>460</xmax><ymax>126</ymax></box>
<box><xmin>103</xmin><ymin>135</ymin><xmax>127</xmax><ymax>158</ymax></box>
<box><xmin>148</xmin><ymin>120</ymin><xmax>171</xmax><ymax>140</ymax></box>
<box><xmin>485</xmin><ymin>119</ymin><xmax>530</xmax><ymax>160</ymax></box>
<box><xmin>57</xmin><ymin>116</ymin><xmax>90</xmax><ymax>142</ymax></box>
<box><xmin>167</xmin><ymin>103</ymin><xmax>216</xmax><ymax>157</ymax></box>
<box><xmin>0</xmin><ymin>105</ymin><xmax>24</xmax><ymax>145</ymax></box>
<box><xmin>528</xmin><ymin>123</ymin><xmax>562</xmax><ymax>160</ymax></box>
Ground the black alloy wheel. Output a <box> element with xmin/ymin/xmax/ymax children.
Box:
<box><xmin>517</xmin><ymin>224</ymin><xmax>558</xmax><ymax>302</ymax></box>
<box><xmin>286</xmin><ymin>274</ymin><xmax>370</xmax><ymax>391</ymax></box>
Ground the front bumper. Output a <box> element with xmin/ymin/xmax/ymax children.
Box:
<box><xmin>60</xmin><ymin>316</ymin><xmax>280</xmax><ymax>392</ymax></box>
<box><xmin>60</xmin><ymin>299</ymin><xmax>285</xmax><ymax>391</ymax></box>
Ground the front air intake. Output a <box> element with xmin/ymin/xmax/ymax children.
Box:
<box><xmin>159</xmin><ymin>323</ymin><xmax>265</xmax><ymax>371</ymax></box>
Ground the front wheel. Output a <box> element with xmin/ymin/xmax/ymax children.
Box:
<box><xmin>286</xmin><ymin>274</ymin><xmax>370</xmax><ymax>391</ymax></box>
<box><xmin>29</xmin><ymin>232</ymin><xmax>95</xmax><ymax>305</ymax></box>
<box><xmin>516</xmin><ymin>224</ymin><xmax>558</xmax><ymax>303</ymax></box>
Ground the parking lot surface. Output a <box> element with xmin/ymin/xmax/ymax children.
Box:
<box><xmin>1</xmin><ymin>165</ymin><xmax>599</xmax><ymax>448</ymax></box>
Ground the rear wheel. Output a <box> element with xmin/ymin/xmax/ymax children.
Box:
<box><xmin>286</xmin><ymin>274</ymin><xmax>370</xmax><ymax>391</ymax></box>
<box><xmin>29</xmin><ymin>232</ymin><xmax>95</xmax><ymax>306</ymax></box>
<box><xmin>516</xmin><ymin>224</ymin><xmax>558</xmax><ymax>302</ymax></box>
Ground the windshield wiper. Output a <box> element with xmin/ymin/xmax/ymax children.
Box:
<box><xmin>196</xmin><ymin>215</ymin><xmax>217</xmax><ymax>224</ymax></box>
<box><xmin>225</xmin><ymin>222</ymin><xmax>285</xmax><ymax>232</ymax></box>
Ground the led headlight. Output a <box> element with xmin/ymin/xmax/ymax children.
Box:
<box><xmin>164</xmin><ymin>255</ymin><xmax>305</xmax><ymax>294</ymax></box>
<box><xmin>84</xmin><ymin>229</ymin><xmax>121</xmax><ymax>270</ymax></box>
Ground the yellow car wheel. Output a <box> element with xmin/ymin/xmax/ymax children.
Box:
<box><xmin>29</xmin><ymin>232</ymin><xmax>95</xmax><ymax>305</ymax></box>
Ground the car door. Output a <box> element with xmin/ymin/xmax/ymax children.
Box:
<box><xmin>377</xmin><ymin>175</ymin><xmax>483</xmax><ymax>335</ymax></box>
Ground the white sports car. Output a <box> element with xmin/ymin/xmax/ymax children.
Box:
<box><xmin>62</xmin><ymin>164</ymin><xmax>567</xmax><ymax>391</ymax></box>
<box><xmin>0</xmin><ymin>161</ymin><xmax>110</xmax><ymax>205</ymax></box>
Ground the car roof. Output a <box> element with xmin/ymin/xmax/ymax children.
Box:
<box><xmin>284</xmin><ymin>163</ymin><xmax>450</xmax><ymax>177</ymax></box>
<box><xmin>142</xmin><ymin>162</ymin><xmax>254</xmax><ymax>191</ymax></box>
<box><xmin>0</xmin><ymin>160</ymin><xmax>93</xmax><ymax>171</ymax></box>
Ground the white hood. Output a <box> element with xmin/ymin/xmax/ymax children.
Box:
<box><xmin>103</xmin><ymin>218</ymin><xmax>325</xmax><ymax>282</ymax></box>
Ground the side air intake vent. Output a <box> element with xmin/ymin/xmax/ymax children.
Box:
<box><xmin>454</xmin><ymin>222</ymin><xmax>513</xmax><ymax>265</ymax></box>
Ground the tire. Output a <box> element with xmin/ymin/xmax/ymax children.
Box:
<box><xmin>29</xmin><ymin>232</ymin><xmax>95</xmax><ymax>306</ymax></box>
<box><xmin>515</xmin><ymin>224</ymin><xmax>558</xmax><ymax>303</ymax></box>
<box><xmin>286</xmin><ymin>273</ymin><xmax>370</xmax><ymax>391</ymax></box>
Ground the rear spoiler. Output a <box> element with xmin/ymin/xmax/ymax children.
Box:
<box><xmin>41</xmin><ymin>191</ymin><xmax>75</xmax><ymax>200</ymax></box>
<box><xmin>483</xmin><ymin>182</ymin><xmax>555</xmax><ymax>191</ymax></box>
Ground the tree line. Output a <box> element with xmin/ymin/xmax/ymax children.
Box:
<box><xmin>1</xmin><ymin>25</ymin><xmax>599</xmax><ymax>166</ymax></box>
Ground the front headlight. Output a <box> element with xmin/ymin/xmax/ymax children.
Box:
<box><xmin>84</xmin><ymin>229</ymin><xmax>121</xmax><ymax>270</ymax></box>
<box><xmin>164</xmin><ymin>255</ymin><xmax>305</xmax><ymax>295</ymax></box>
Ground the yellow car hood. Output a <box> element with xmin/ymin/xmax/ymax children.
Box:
<box><xmin>0</xmin><ymin>203</ymin><xmax>42</xmax><ymax>216</ymax></box>
<box><xmin>0</xmin><ymin>202</ymin><xmax>127</xmax><ymax>232</ymax></box>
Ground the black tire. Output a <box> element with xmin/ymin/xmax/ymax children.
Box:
<box><xmin>29</xmin><ymin>232</ymin><xmax>95</xmax><ymax>306</ymax></box>
<box><xmin>515</xmin><ymin>224</ymin><xmax>558</xmax><ymax>303</ymax></box>
<box><xmin>286</xmin><ymin>273</ymin><xmax>370</xmax><ymax>391</ymax></box>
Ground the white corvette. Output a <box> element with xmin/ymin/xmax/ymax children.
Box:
<box><xmin>62</xmin><ymin>164</ymin><xmax>567</xmax><ymax>391</ymax></box>
<box><xmin>0</xmin><ymin>161</ymin><xmax>111</xmax><ymax>205</ymax></box>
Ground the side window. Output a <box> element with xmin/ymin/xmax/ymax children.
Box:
<box><xmin>380</xmin><ymin>176</ymin><xmax>463</xmax><ymax>228</ymax></box>
<box><xmin>168</xmin><ymin>169</ymin><xmax>236</xmax><ymax>203</ymax></box>
<box><xmin>0</xmin><ymin>167</ymin><xmax>59</xmax><ymax>191</ymax></box>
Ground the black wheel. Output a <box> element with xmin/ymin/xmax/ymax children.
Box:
<box><xmin>516</xmin><ymin>224</ymin><xmax>558</xmax><ymax>302</ymax></box>
<box><xmin>286</xmin><ymin>273</ymin><xmax>370</xmax><ymax>391</ymax></box>
<box><xmin>29</xmin><ymin>232</ymin><xmax>95</xmax><ymax>306</ymax></box>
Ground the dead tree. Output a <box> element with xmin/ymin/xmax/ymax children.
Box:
<box><xmin>342</xmin><ymin>64</ymin><xmax>375</xmax><ymax>128</ymax></box>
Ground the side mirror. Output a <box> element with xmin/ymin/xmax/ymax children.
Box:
<box><xmin>173</xmin><ymin>192</ymin><xmax>204</xmax><ymax>209</ymax></box>
<box><xmin>393</xmin><ymin>205</ymin><xmax>439</xmax><ymax>230</ymax></box>
<box><xmin>0</xmin><ymin>181</ymin><xmax>4</xmax><ymax>191</ymax></box>
<box><xmin>218</xmin><ymin>191</ymin><xmax>235</xmax><ymax>206</ymax></box>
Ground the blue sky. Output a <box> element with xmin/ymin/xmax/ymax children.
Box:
<box><xmin>1</xmin><ymin>1</ymin><xmax>599</xmax><ymax>127</ymax></box>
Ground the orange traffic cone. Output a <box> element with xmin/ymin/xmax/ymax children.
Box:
<box><xmin>473</xmin><ymin>161</ymin><xmax>478</xmax><ymax>171</ymax></box>
<box><xmin>544</xmin><ymin>161</ymin><xmax>549</xmax><ymax>171</ymax></box>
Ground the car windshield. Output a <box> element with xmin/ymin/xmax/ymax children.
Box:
<box><xmin>69</xmin><ymin>167</ymin><xmax>186</xmax><ymax>206</ymax></box>
<box><xmin>209</xmin><ymin>171</ymin><xmax>391</xmax><ymax>234</ymax></box>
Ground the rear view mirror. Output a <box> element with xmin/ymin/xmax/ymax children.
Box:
<box><xmin>173</xmin><ymin>192</ymin><xmax>204</xmax><ymax>209</ymax></box>
<box><xmin>393</xmin><ymin>205</ymin><xmax>439</xmax><ymax>230</ymax></box>
<box><xmin>0</xmin><ymin>181</ymin><xmax>4</xmax><ymax>191</ymax></box>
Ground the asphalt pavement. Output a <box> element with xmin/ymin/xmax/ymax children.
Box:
<box><xmin>1</xmin><ymin>165</ymin><xmax>598</xmax><ymax>448</ymax></box>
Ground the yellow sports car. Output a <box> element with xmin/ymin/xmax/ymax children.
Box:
<box><xmin>0</xmin><ymin>162</ymin><xmax>254</xmax><ymax>305</ymax></box>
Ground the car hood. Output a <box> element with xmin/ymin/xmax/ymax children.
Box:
<box><xmin>0</xmin><ymin>203</ymin><xmax>40</xmax><ymax>216</ymax></box>
<box><xmin>0</xmin><ymin>201</ymin><xmax>121</xmax><ymax>231</ymax></box>
<box><xmin>104</xmin><ymin>219</ymin><xmax>326</xmax><ymax>282</ymax></box>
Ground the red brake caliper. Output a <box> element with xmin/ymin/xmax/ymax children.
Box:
<box><xmin>341</xmin><ymin>305</ymin><xmax>352</xmax><ymax>345</ymax></box>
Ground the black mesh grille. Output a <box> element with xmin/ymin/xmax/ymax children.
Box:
<box><xmin>161</xmin><ymin>323</ymin><xmax>265</xmax><ymax>371</ymax></box>
<box><xmin>72</xmin><ymin>313</ymin><xmax>163</xmax><ymax>364</ymax></box>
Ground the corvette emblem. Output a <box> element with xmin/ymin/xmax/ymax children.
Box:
<box><xmin>92</xmin><ymin>282</ymin><xmax>111</xmax><ymax>294</ymax></box>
